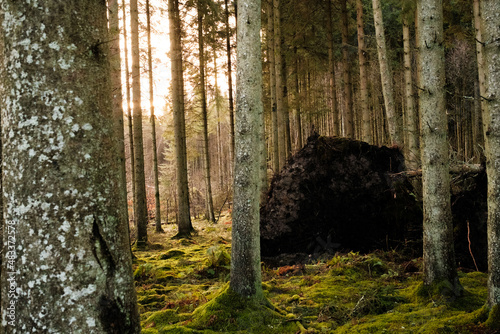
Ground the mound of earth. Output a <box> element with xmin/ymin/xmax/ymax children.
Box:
<box><xmin>260</xmin><ymin>135</ymin><xmax>423</xmax><ymax>259</ymax></box>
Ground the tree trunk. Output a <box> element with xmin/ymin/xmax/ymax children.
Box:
<box><xmin>197</xmin><ymin>0</ymin><xmax>216</xmax><ymax>223</ymax></box>
<box><xmin>473</xmin><ymin>0</ymin><xmax>485</xmax><ymax>161</ymax></box>
<box><xmin>373</xmin><ymin>0</ymin><xmax>402</xmax><ymax>146</ymax></box>
<box><xmin>146</xmin><ymin>0</ymin><xmax>163</xmax><ymax>233</ymax></box>
<box><xmin>169</xmin><ymin>0</ymin><xmax>194</xmax><ymax>236</ymax></box>
<box><xmin>122</xmin><ymin>0</ymin><xmax>136</xmax><ymax>223</ymax></box>
<box><xmin>417</xmin><ymin>0</ymin><xmax>462</xmax><ymax>296</ymax></box>
<box><xmin>480</xmin><ymin>0</ymin><xmax>500</xmax><ymax>326</ymax></box>
<box><xmin>0</xmin><ymin>1</ymin><xmax>140</xmax><ymax>331</ymax></box>
<box><xmin>273</xmin><ymin>0</ymin><xmax>286</xmax><ymax>169</ymax></box>
<box><xmin>131</xmin><ymin>0</ymin><xmax>149</xmax><ymax>246</ymax></box>
<box><xmin>403</xmin><ymin>16</ymin><xmax>419</xmax><ymax>170</ymax></box>
<box><xmin>109</xmin><ymin>0</ymin><xmax>130</xmax><ymax>232</ymax></box>
<box><xmin>356</xmin><ymin>0</ymin><xmax>371</xmax><ymax>143</ymax></box>
<box><xmin>267</xmin><ymin>0</ymin><xmax>280</xmax><ymax>174</ymax></box>
<box><xmin>341</xmin><ymin>0</ymin><xmax>354</xmax><ymax>138</ymax></box>
<box><xmin>294</xmin><ymin>51</ymin><xmax>303</xmax><ymax>150</ymax></box>
<box><xmin>231</xmin><ymin>0</ymin><xmax>264</xmax><ymax>299</ymax></box>
<box><xmin>224</xmin><ymin>0</ymin><xmax>235</xmax><ymax>172</ymax></box>
<box><xmin>326</xmin><ymin>0</ymin><xmax>340</xmax><ymax>137</ymax></box>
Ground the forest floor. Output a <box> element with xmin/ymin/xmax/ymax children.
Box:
<box><xmin>133</xmin><ymin>213</ymin><xmax>494</xmax><ymax>334</ymax></box>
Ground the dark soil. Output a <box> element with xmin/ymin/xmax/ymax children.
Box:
<box><xmin>260</xmin><ymin>135</ymin><xmax>488</xmax><ymax>271</ymax></box>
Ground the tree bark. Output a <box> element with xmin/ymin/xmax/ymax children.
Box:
<box><xmin>169</xmin><ymin>0</ymin><xmax>194</xmax><ymax>236</ymax></box>
<box><xmin>473</xmin><ymin>0</ymin><xmax>485</xmax><ymax>160</ymax></box>
<box><xmin>122</xmin><ymin>0</ymin><xmax>136</xmax><ymax>222</ymax></box>
<box><xmin>373</xmin><ymin>0</ymin><xmax>403</xmax><ymax>146</ymax></box>
<box><xmin>0</xmin><ymin>1</ymin><xmax>140</xmax><ymax>331</ymax></box>
<box><xmin>326</xmin><ymin>0</ymin><xmax>340</xmax><ymax>137</ymax></box>
<box><xmin>356</xmin><ymin>0</ymin><xmax>371</xmax><ymax>143</ymax></box>
<box><xmin>480</xmin><ymin>0</ymin><xmax>500</xmax><ymax>323</ymax></box>
<box><xmin>417</xmin><ymin>0</ymin><xmax>462</xmax><ymax>295</ymax></box>
<box><xmin>109</xmin><ymin>0</ymin><xmax>130</xmax><ymax>237</ymax></box>
<box><xmin>230</xmin><ymin>0</ymin><xmax>264</xmax><ymax>299</ymax></box>
<box><xmin>403</xmin><ymin>16</ymin><xmax>419</xmax><ymax>170</ymax></box>
<box><xmin>267</xmin><ymin>0</ymin><xmax>280</xmax><ymax>174</ymax></box>
<box><xmin>130</xmin><ymin>0</ymin><xmax>149</xmax><ymax>246</ymax></box>
<box><xmin>224</xmin><ymin>0</ymin><xmax>235</xmax><ymax>172</ymax></box>
<box><xmin>146</xmin><ymin>0</ymin><xmax>163</xmax><ymax>233</ymax></box>
<box><xmin>341</xmin><ymin>0</ymin><xmax>354</xmax><ymax>138</ymax></box>
<box><xmin>197</xmin><ymin>0</ymin><xmax>216</xmax><ymax>223</ymax></box>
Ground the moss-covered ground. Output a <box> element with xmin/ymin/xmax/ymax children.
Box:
<box><xmin>134</xmin><ymin>212</ymin><xmax>494</xmax><ymax>333</ymax></box>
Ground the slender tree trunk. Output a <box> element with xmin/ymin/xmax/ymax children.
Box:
<box><xmin>0</xmin><ymin>1</ymin><xmax>140</xmax><ymax>331</ymax></box>
<box><xmin>356</xmin><ymin>0</ymin><xmax>371</xmax><ymax>143</ymax></box>
<box><xmin>341</xmin><ymin>0</ymin><xmax>354</xmax><ymax>138</ymax></box>
<box><xmin>214</xmin><ymin>51</ymin><xmax>224</xmax><ymax>191</ymax></box>
<box><xmin>231</xmin><ymin>0</ymin><xmax>264</xmax><ymax>299</ymax></box>
<box><xmin>273</xmin><ymin>0</ymin><xmax>286</xmax><ymax>169</ymax></box>
<box><xmin>373</xmin><ymin>0</ymin><xmax>403</xmax><ymax>146</ymax></box>
<box><xmin>473</xmin><ymin>0</ymin><xmax>485</xmax><ymax>160</ymax></box>
<box><xmin>122</xmin><ymin>0</ymin><xmax>136</xmax><ymax>223</ymax></box>
<box><xmin>146</xmin><ymin>0</ymin><xmax>163</xmax><ymax>233</ymax></box>
<box><xmin>224</xmin><ymin>0</ymin><xmax>235</xmax><ymax>171</ymax></box>
<box><xmin>109</xmin><ymin>0</ymin><xmax>130</xmax><ymax>231</ymax></box>
<box><xmin>197</xmin><ymin>0</ymin><xmax>216</xmax><ymax>223</ymax></box>
<box><xmin>267</xmin><ymin>0</ymin><xmax>280</xmax><ymax>174</ymax></box>
<box><xmin>480</xmin><ymin>0</ymin><xmax>500</xmax><ymax>326</ymax></box>
<box><xmin>417</xmin><ymin>0</ymin><xmax>462</xmax><ymax>296</ymax></box>
<box><xmin>130</xmin><ymin>0</ymin><xmax>149</xmax><ymax>246</ymax></box>
<box><xmin>403</xmin><ymin>16</ymin><xmax>419</xmax><ymax>170</ymax></box>
<box><xmin>326</xmin><ymin>0</ymin><xmax>340</xmax><ymax>137</ymax></box>
<box><xmin>294</xmin><ymin>50</ymin><xmax>303</xmax><ymax>150</ymax></box>
<box><xmin>169</xmin><ymin>0</ymin><xmax>194</xmax><ymax>236</ymax></box>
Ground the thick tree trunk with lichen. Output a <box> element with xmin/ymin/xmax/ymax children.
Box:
<box><xmin>230</xmin><ymin>0</ymin><xmax>264</xmax><ymax>299</ymax></box>
<box><xmin>130</xmin><ymin>0</ymin><xmax>148</xmax><ymax>245</ymax></box>
<box><xmin>417</xmin><ymin>0</ymin><xmax>461</xmax><ymax>296</ymax></box>
<box><xmin>169</xmin><ymin>0</ymin><xmax>193</xmax><ymax>236</ymax></box>
<box><xmin>480</xmin><ymin>0</ymin><xmax>500</xmax><ymax>322</ymax></box>
<box><xmin>373</xmin><ymin>0</ymin><xmax>402</xmax><ymax>146</ymax></box>
<box><xmin>0</xmin><ymin>1</ymin><xmax>140</xmax><ymax>332</ymax></box>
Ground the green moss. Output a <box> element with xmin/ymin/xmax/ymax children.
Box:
<box><xmin>158</xmin><ymin>249</ymin><xmax>186</xmax><ymax>260</ymax></box>
<box><xmin>187</xmin><ymin>284</ymin><xmax>298</xmax><ymax>333</ymax></box>
<box><xmin>485</xmin><ymin>304</ymin><xmax>500</xmax><ymax>329</ymax></box>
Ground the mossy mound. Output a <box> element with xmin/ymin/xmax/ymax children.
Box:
<box><xmin>188</xmin><ymin>284</ymin><xmax>298</xmax><ymax>333</ymax></box>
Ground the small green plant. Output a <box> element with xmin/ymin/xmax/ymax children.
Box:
<box><xmin>206</xmin><ymin>245</ymin><xmax>231</xmax><ymax>268</ymax></box>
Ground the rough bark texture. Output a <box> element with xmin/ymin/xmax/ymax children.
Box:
<box><xmin>224</xmin><ymin>0</ymin><xmax>235</xmax><ymax>170</ymax></box>
<box><xmin>341</xmin><ymin>0</ymin><xmax>354</xmax><ymax>138</ymax></box>
<box><xmin>403</xmin><ymin>17</ymin><xmax>419</xmax><ymax>170</ymax></box>
<box><xmin>108</xmin><ymin>0</ymin><xmax>129</xmax><ymax>230</ymax></box>
<box><xmin>372</xmin><ymin>0</ymin><xmax>402</xmax><ymax>146</ymax></box>
<box><xmin>356</xmin><ymin>0</ymin><xmax>371</xmax><ymax>144</ymax></box>
<box><xmin>0</xmin><ymin>1</ymin><xmax>140</xmax><ymax>332</ymax></box>
<box><xmin>473</xmin><ymin>0</ymin><xmax>485</xmax><ymax>158</ymax></box>
<box><xmin>417</xmin><ymin>0</ymin><xmax>461</xmax><ymax>295</ymax></box>
<box><xmin>267</xmin><ymin>0</ymin><xmax>279</xmax><ymax>174</ymax></box>
<box><xmin>130</xmin><ymin>0</ymin><xmax>148</xmax><ymax>245</ymax></box>
<box><xmin>326</xmin><ymin>0</ymin><xmax>340</xmax><ymax>137</ymax></box>
<box><xmin>230</xmin><ymin>0</ymin><xmax>264</xmax><ymax>299</ymax></box>
<box><xmin>197</xmin><ymin>0</ymin><xmax>215</xmax><ymax>223</ymax></box>
<box><xmin>481</xmin><ymin>0</ymin><xmax>500</xmax><ymax>311</ymax></box>
<box><xmin>122</xmin><ymin>0</ymin><xmax>136</xmax><ymax>221</ymax></box>
<box><xmin>169</xmin><ymin>0</ymin><xmax>193</xmax><ymax>236</ymax></box>
<box><xmin>146</xmin><ymin>0</ymin><xmax>163</xmax><ymax>233</ymax></box>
